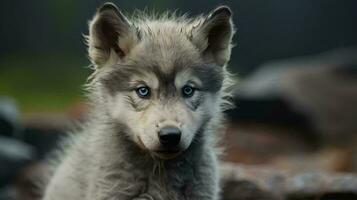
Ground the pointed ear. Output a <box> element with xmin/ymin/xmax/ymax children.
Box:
<box><xmin>191</xmin><ymin>6</ymin><xmax>235</xmax><ymax>66</ymax></box>
<box><xmin>87</xmin><ymin>3</ymin><xmax>138</xmax><ymax>67</ymax></box>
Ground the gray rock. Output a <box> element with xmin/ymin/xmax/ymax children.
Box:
<box><xmin>221</xmin><ymin>162</ymin><xmax>357</xmax><ymax>200</ymax></box>
<box><xmin>233</xmin><ymin>48</ymin><xmax>357</xmax><ymax>138</ymax></box>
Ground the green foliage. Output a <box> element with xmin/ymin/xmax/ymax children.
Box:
<box><xmin>0</xmin><ymin>53</ymin><xmax>90</xmax><ymax>112</ymax></box>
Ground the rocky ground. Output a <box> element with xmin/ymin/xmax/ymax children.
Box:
<box><xmin>5</xmin><ymin>114</ymin><xmax>356</xmax><ymax>200</ymax></box>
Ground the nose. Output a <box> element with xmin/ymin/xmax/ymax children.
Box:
<box><xmin>158</xmin><ymin>126</ymin><xmax>181</xmax><ymax>147</ymax></box>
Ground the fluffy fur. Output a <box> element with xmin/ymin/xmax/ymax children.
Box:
<box><xmin>42</xmin><ymin>2</ymin><xmax>235</xmax><ymax>200</ymax></box>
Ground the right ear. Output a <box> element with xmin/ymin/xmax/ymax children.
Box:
<box><xmin>87</xmin><ymin>2</ymin><xmax>138</xmax><ymax>67</ymax></box>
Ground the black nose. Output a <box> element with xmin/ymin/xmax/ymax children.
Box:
<box><xmin>158</xmin><ymin>126</ymin><xmax>181</xmax><ymax>147</ymax></box>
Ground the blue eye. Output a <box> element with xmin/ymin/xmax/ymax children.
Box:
<box><xmin>136</xmin><ymin>86</ymin><xmax>150</xmax><ymax>98</ymax></box>
<box><xmin>182</xmin><ymin>85</ymin><xmax>195</xmax><ymax>98</ymax></box>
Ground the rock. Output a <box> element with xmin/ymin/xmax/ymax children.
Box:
<box><xmin>271</xmin><ymin>147</ymin><xmax>353</xmax><ymax>172</ymax></box>
<box><xmin>223</xmin><ymin>123</ymin><xmax>314</xmax><ymax>165</ymax></box>
<box><xmin>0</xmin><ymin>97</ymin><xmax>20</xmax><ymax>138</ymax></box>
<box><xmin>0</xmin><ymin>136</ymin><xmax>35</xmax><ymax>187</ymax></box>
<box><xmin>230</xmin><ymin>48</ymin><xmax>357</xmax><ymax>138</ymax></box>
<box><xmin>221</xmin><ymin>162</ymin><xmax>357</xmax><ymax>200</ymax></box>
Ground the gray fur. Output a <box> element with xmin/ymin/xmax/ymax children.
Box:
<box><xmin>42</xmin><ymin>3</ymin><xmax>235</xmax><ymax>200</ymax></box>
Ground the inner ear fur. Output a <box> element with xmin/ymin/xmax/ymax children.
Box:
<box><xmin>87</xmin><ymin>3</ymin><xmax>137</xmax><ymax>67</ymax></box>
<box><xmin>192</xmin><ymin>6</ymin><xmax>235</xmax><ymax>66</ymax></box>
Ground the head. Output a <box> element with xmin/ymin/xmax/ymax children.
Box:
<box><xmin>86</xmin><ymin>3</ymin><xmax>235</xmax><ymax>159</ymax></box>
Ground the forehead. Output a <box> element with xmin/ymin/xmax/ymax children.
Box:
<box><xmin>128</xmin><ymin>23</ymin><xmax>202</xmax><ymax>73</ymax></box>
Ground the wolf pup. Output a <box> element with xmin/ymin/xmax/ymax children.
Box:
<box><xmin>43</xmin><ymin>2</ymin><xmax>235</xmax><ymax>200</ymax></box>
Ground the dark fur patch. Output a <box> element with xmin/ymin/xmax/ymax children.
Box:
<box><xmin>100</xmin><ymin>64</ymin><xmax>147</xmax><ymax>94</ymax></box>
<box><xmin>151</xmin><ymin>67</ymin><xmax>178</xmax><ymax>99</ymax></box>
<box><xmin>190</xmin><ymin>64</ymin><xmax>224</xmax><ymax>93</ymax></box>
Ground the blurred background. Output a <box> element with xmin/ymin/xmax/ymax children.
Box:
<box><xmin>1</xmin><ymin>0</ymin><xmax>357</xmax><ymax>199</ymax></box>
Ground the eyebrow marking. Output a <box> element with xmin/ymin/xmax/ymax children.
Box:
<box><xmin>100</xmin><ymin>64</ymin><xmax>154</xmax><ymax>95</ymax></box>
<box><xmin>184</xmin><ymin>64</ymin><xmax>224</xmax><ymax>93</ymax></box>
<box><xmin>100</xmin><ymin>62</ymin><xmax>223</xmax><ymax>100</ymax></box>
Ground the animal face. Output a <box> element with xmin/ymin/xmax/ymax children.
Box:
<box><xmin>87</xmin><ymin>3</ymin><xmax>234</xmax><ymax>159</ymax></box>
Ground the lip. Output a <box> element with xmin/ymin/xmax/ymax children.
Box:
<box><xmin>153</xmin><ymin>150</ymin><xmax>182</xmax><ymax>159</ymax></box>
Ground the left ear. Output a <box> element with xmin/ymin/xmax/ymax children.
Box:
<box><xmin>87</xmin><ymin>2</ymin><xmax>138</xmax><ymax>67</ymax></box>
<box><xmin>191</xmin><ymin>6</ymin><xmax>235</xmax><ymax>66</ymax></box>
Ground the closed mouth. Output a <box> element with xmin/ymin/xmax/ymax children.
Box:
<box><xmin>156</xmin><ymin>149</ymin><xmax>181</xmax><ymax>154</ymax></box>
<box><xmin>153</xmin><ymin>150</ymin><xmax>182</xmax><ymax>159</ymax></box>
